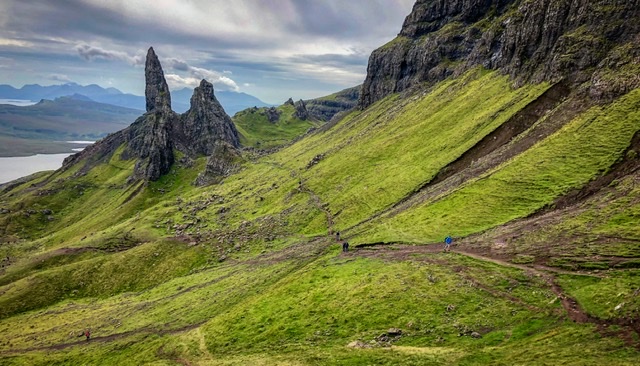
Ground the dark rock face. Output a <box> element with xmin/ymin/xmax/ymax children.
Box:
<box><xmin>177</xmin><ymin>80</ymin><xmax>240</xmax><ymax>155</ymax></box>
<box><xmin>359</xmin><ymin>0</ymin><xmax>640</xmax><ymax>108</ymax></box>
<box><xmin>124</xmin><ymin>111</ymin><xmax>175</xmax><ymax>181</ymax></box>
<box><xmin>63</xmin><ymin>47</ymin><xmax>241</xmax><ymax>182</ymax></box>
<box><xmin>145</xmin><ymin>47</ymin><xmax>171</xmax><ymax>113</ymax></box>
<box><xmin>293</xmin><ymin>99</ymin><xmax>309</xmax><ymax>120</ymax></box>
<box><xmin>305</xmin><ymin>86</ymin><xmax>360</xmax><ymax>121</ymax></box>
<box><xmin>194</xmin><ymin>142</ymin><xmax>242</xmax><ymax>186</ymax></box>
<box><xmin>263</xmin><ymin>107</ymin><xmax>281</xmax><ymax>123</ymax></box>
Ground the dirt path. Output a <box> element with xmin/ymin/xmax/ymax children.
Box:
<box><xmin>353</xmin><ymin>242</ymin><xmax>640</xmax><ymax>348</ymax></box>
<box><xmin>0</xmin><ymin>321</ymin><xmax>206</xmax><ymax>355</ymax></box>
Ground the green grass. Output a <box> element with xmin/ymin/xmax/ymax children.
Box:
<box><xmin>270</xmin><ymin>69</ymin><xmax>550</xmax><ymax>234</ymax></box>
<box><xmin>360</xmin><ymin>88</ymin><xmax>640</xmax><ymax>243</ymax></box>
<box><xmin>1</xmin><ymin>68</ymin><xmax>639</xmax><ymax>364</ymax></box>
<box><xmin>233</xmin><ymin>104</ymin><xmax>322</xmax><ymax>148</ymax></box>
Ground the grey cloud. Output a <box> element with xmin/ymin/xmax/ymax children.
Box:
<box><xmin>0</xmin><ymin>0</ymin><xmax>414</xmax><ymax>102</ymax></box>
<box><xmin>76</xmin><ymin>43</ymin><xmax>145</xmax><ymax>65</ymax></box>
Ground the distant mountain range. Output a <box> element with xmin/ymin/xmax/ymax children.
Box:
<box><xmin>0</xmin><ymin>95</ymin><xmax>142</xmax><ymax>156</ymax></box>
<box><xmin>0</xmin><ymin>82</ymin><xmax>272</xmax><ymax>115</ymax></box>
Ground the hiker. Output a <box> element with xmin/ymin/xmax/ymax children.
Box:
<box><xmin>444</xmin><ymin>236</ymin><xmax>453</xmax><ymax>252</ymax></box>
<box><xmin>84</xmin><ymin>329</ymin><xmax>91</xmax><ymax>341</ymax></box>
<box><xmin>336</xmin><ymin>231</ymin><xmax>341</xmax><ymax>241</ymax></box>
<box><xmin>343</xmin><ymin>241</ymin><xmax>349</xmax><ymax>253</ymax></box>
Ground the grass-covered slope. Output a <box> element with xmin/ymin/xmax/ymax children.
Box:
<box><xmin>1</xmin><ymin>68</ymin><xmax>639</xmax><ymax>364</ymax></box>
<box><xmin>233</xmin><ymin>103</ymin><xmax>322</xmax><ymax>149</ymax></box>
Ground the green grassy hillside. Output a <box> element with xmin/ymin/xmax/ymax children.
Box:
<box><xmin>1</xmin><ymin>68</ymin><xmax>639</xmax><ymax>364</ymax></box>
<box><xmin>233</xmin><ymin>103</ymin><xmax>322</xmax><ymax>149</ymax></box>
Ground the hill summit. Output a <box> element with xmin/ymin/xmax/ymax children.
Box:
<box><xmin>63</xmin><ymin>47</ymin><xmax>240</xmax><ymax>181</ymax></box>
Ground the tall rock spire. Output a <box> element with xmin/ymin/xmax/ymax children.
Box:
<box><xmin>145</xmin><ymin>47</ymin><xmax>171</xmax><ymax>112</ymax></box>
<box><xmin>177</xmin><ymin>79</ymin><xmax>240</xmax><ymax>155</ymax></box>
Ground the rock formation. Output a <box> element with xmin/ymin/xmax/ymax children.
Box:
<box><xmin>177</xmin><ymin>79</ymin><xmax>240</xmax><ymax>156</ymax></box>
<box><xmin>145</xmin><ymin>47</ymin><xmax>171</xmax><ymax>113</ymax></box>
<box><xmin>304</xmin><ymin>86</ymin><xmax>360</xmax><ymax>121</ymax></box>
<box><xmin>293</xmin><ymin>99</ymin><xmax>309</xmax><ymax>120</ymax></box>
<box><xmin>64</xmin><ymin>47</ymin><xmax>241</xmax><ymax>182</ymax></box>
<box><xmin>359</xmin><ymin>0</ymin><xmax>640</xmax><ymax>108</ymax></box>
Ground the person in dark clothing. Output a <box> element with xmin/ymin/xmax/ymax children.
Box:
<box><xmin>336</xmin><ymin>231</ymin><xmax>341</xmax><ymax>241</ymax></box>
<box><xmin>342</xmin><ymin>241</ymin><xmax>349</xmax><ymax>252</ymax></box>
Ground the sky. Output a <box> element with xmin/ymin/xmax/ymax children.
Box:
<box><xmin>0</xmin><ymin>0</ymin><xmax>415</xmax><ymax>104</ymax></box>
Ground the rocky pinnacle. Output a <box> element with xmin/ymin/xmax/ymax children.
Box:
<box><xmin>178</xmin><ymin>79</ymin><xmax>241</xmax><ymax>155</ymax></box>
<box><xmin>145</xmin><ymin>47</ymin><xmax>172</xmax><ymax>112</ymax></box>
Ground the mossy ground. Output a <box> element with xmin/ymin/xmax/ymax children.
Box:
<box><xmin>1</xmin><ymin>69</ymin><xmax>639</xmax><ymax>364</ymax></box>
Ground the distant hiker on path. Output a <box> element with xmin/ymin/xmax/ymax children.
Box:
<box><xmin>84</xmin><ymin>329</ymin><xmax>91</xmax><ymax>341</ymax></box>
<box><xmin>342</xmin><ymin>241</ymin><xmax>349</xmax><ymax>253</ymax></box>
<box><xmin>336</xmin><ymin>232</ymin><xmax>341</xmax><ymax>241</ymax></box>
<box><xmin>444</xmin><ymin>236</ymin><xmax>453</xmax><ymax>252</ymax></box>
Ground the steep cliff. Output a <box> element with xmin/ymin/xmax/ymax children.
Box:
<box><xmin>63</xmin><ymin>47</ymin><xmax>240</xmax><ymax>182</ymax></box>
<box><xmin>359</xmin><ymin>0</ymin><xmax>640</xmax><ymax>108</ymax></box>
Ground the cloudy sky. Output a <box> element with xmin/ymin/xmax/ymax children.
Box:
<box><xmin>0</xmin><ymin>0</ymin><xmax>415</xmax><ymax>104</ymax></box>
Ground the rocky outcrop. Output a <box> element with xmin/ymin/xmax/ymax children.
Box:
<box><xmin>263</xmin><ymin>107</ymin><xmax>281</xmax><ymax>123</ymax></box>
<box><xmin>63</xmin><ymin>47</ymin><xmax>241</xmax><ymax>182</ymax></box>
<box><xmin>293</xmin><ymin>99</ymin><xmax>309</xmax><ymax>120</ymax></box>
<box><xmin>145</xmin><ymin>47</ymin><xmax>171</xmax><ymax>113</ymax></box>
<box><xmin>305</xmin><ymin>86</ymin><xmax>360</xmax><ymax>121</ymax></box>
<box><xmin>194</xmin><ymin>142</ymin><xmax>242</xmax><ymax>186</ymax></box>
<box><xmin>359</xmin><ymin>0</ymin><xmax>640</xmax><ymax>108</ymax></box>
<box><xmin>176</xmin><ymin>79</ymin><xmax>240</xmax><ymax>155</ymax></box>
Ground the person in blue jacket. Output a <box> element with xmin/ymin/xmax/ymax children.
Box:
<box><xmin>444</xmin><ymin>236</ymin><xmax>453</xmax><ymax>252</ymax></box>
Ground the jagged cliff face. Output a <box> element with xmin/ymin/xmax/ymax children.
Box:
<box><xmin>359</xmin><ymin>0</ymin><xmax>640</xmax><ymax>108</ymax></box>
<box><xmin>64</xmin><ymin>47</ymin><xmax>240</xmax><ymax>182</ymax></box>
<box><xmin>177</xmin><ymin>80</ymin><xmax>240</xmax><ymax>156</ymax></box>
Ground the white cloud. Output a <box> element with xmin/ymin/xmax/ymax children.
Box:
<box><xmin>165</xmin><ymin>74</ymin><xmax>200</xmax><ymax>89</ymax></box>
<box><xmin>166</xmin><ymin>58</ymin><xmax>239</xmax><ymax>91</ymax></box>
<box><xmin>47</xmin><ymin>73</ymin><xmax>72</xmax><ymax>82</ymax></box>
<box><xmin>0</xmin><ymin>38</ymin><xmax>32</xmax><ymax>47</ymax></box>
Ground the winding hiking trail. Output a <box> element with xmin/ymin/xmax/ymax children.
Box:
<box><xmin>352</xmin><ymin>241</ymin><xmax>640</xmax><ymax>349</ymax></box>
<box><xmin>3</xmin><ymin>237</ymin><xmax>637</xmax><ymax>356</ymax></box>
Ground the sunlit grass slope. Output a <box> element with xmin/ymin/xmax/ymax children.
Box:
<box><xmin>270</xmin><ymin>69</ymin><xmax>550</xmax><ymax>231</ymax></box>
<box><xmin>359</xmin><ymin>88</ymin><xmax>640</xmax><ymax>243</ymax></box>
<box><xmin>1</xmin><ymin>68</ymin><xmax>639</xmax><ymax>365</ymax></box>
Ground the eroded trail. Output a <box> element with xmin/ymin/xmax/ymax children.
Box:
<box><xmin>352</xmin><ymin>242</ymin><xmax>640</xmax><ymax>348</ymax></box>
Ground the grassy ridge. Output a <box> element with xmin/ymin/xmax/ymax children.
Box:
<box><xmin>1</xmin><ymin>249</ymin><xmax>637</xmax><ymax>365</ymax></box>
<box><xmin>233</xmin><ymin>104</ymin><xmax>322</xmax><ymax>148</ymax></box>
<box><xmin>360</xmin><ymin>88</ymin><xmax>640</xmax><ymax>243</ymax></box>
